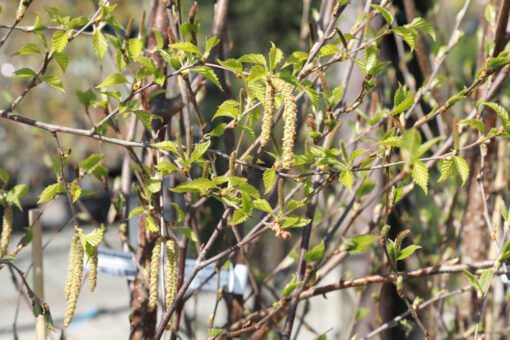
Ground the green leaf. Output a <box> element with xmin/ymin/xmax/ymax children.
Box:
<box><xmin>339</xmin><ymin>170</ymin><xmax>354</xmax><ymax>193</ymax></box>
<box><xmin>239</xmin><ymin>54</ymin><xmax>267</xmax><ymax>67</ymax></box>
<box><xmin>401</xmin><ymin>128</ymin><xmax>421</xmax><ymax>164</ymax></box>
<box><xmin>38</xmin><ymin>183</ymin><xmax>65</xmax><ymax>203</ymax></box>
<box><xmin>282</xmin><ymin>274</ymin><xmax>302</xmax><ymax>297</ymax></box>
<box><xmin>0</xmin><ymin>168</ymin><xmax>9</xmax><ymax>185</ymax></box>
<box><xmin>392</xmin><ymin>26</ymin><xmax>418</xmax><ymax>51</ymax></box>
<box><xmin>152</xmin><ymin>141</ymin><xmax>177</xmax><ymax>153</ymax></box>
<box><xmin>285</xmin><ymin>199</ymin><xmax>304</xmax><ymax>212</ymax></box>
<box><xmin>213</xmin><ymin>100</ymin><xmax>239</xmax><ymax>120</ymax></box>
<box><xmin>454</xmin><ymin>156</ymin><xmax>469</xmax><ymax>185</ymax></box>
<box><xmin>318</xmin><ymin>44</ymin><xmax>340</xmax><ymax>57</ymax></box>
<box><xmin>463</xmin><ymin>269</ymin><xmax>482</xmax><ymax>294</ymax></box>
<box><xmin>170</xmin><ymin>202</ymin><xmax>185</xmax><ymax>223</ymax></box>
<box><xmin>412</xmin><ymin>161</ymin><xmax>428</xmax><ymax>194</ymax></box>
<box><xmin>79</xmin><ymin>225</ymin><xmax>104</xmax><ymax>261</ymax></box>
<box><xmin>263</xmin><ymin>168</ymin><xmax>277</xmax><ymax>194</ymax></box>
<box><xmin>135</xmin><ymin>56</ymin><xmax>156</xmax><ymax>74</ymax></box>
<box><xmin>51</xmin><ymin>31</ymin><xmax>68</xmax><ymax>53</ymax></box>
<box><xmin>53</xmin><ymin>52</ymin><xmax>68</xmax><ymax>72</ymax></box>
<box><xmin>41</xmin><ymin>75</ymin><xmax>64</xmax><ymax>92</ymax></box>
<box><xmin>194</xmin><ymin>66</ymin><xmax>222</xmax><ymax>90</ymax></box>
<box><xmin>13</xmin><ymin>43</ymin><xmax>41</xmax><ymax>56</ymax></box>
<box><xmin>304</xmin><ymin>241</ymin><xmax>325</xmax><ymax>262</ymax></box>
<box><xmin>217</xmin><ymin>58</ymin><xmax>243</xmax><ymax>74</ymax></box>
<box><xmin>409</xmin><ymin>17</ymin><xmax>436</xmax><ymax>41</ymax></box>
<box><xmin>15</xmin><ymin>67</ymin><xmax>36</xmax><ymax>78</ymax></box>
<box><xmin>483</xmin><ymin>102</ymin><xmax>509</xmax><ymax>130</ymax></box>
<box><xmin>375</xmin><ymin>136</ymin><xmax>402</xmax><ymax>148</ymax></box>
<box><xmin>92</xmin><ymin>30</ymin><xmax>108</xmax><ymax>60</ymax></box>
<box><xmin>237</xmin><ymin>183</ymin><xmax>260</xmax><ymax>199</ymax></box>
<box><xmin>371</xmin><ymin>4</ymin><xmax>393</xmax><ymax>25</ymax></box>
<box><xmin>459</xmin><ymin>119</ymin><xmax>485</xmax><ymax>134</ymax></box>
<box><xmin>146</xmin><ymin>178</ymin><xmax>161</xmax><ymax>193</ymax></box>
<box><xmin>146</xmin><ymin>215</ymin><xmax>159</xmax><ymax>232</ymax></box>
<box><xmin>209</xmin><ymin>329</ymin><xmax>224</xmax><ymax>337</ymax></box>
<box><xmin>7</xmin><ymin>184</ymin><xmax>29</xmax><ymax>210</ymax></box>
<box><xmin>478</xmin><ymin>269</ymin><xmax>492</xmax><ymax>295</ymax></box>
<box><xmin>341</xmin><ymin>234</ymin><xmax>379</xmax><ymax>254</ymax></box>
<box><xmin>152</xmin><ymin>28</ymin><xmax>164</xmax><ymax>49</ymax></box>
<box><xmin>397</xmin><ymin>244</ymin><xmax>421</xmax><ymax>260</ymax></box>
<box><xmin>356</xmin><ymin>179</ymin><xmax>377</xmax><ymax>197</ymax></box>
<box><xmin>438</xmin><ymin>159</ymin><xmax>457</xmax><ymax>182</ymax></box>
<box><xmin>253</xmin><ymin>199</ymin><xmax>273</xmax><ymax>213</ymax></box>
<box><xmin>269</xmin><ymin>42</ymin><xmax>284</xmax><ymax>71</ymax></box>
<box><xmin>127</xmin><ymin>38</ymin><xmax>143</xmax><ymax>58</ymax></box>
<box><xmin>230</xmin><ymin>209</ymin><xmax>249</xmax><ymax>225</ymax></box>
<box><xmin>246</xmin><ymin>65</ymin><xmax>267</xmax><ymax>83</ymax></box>
<box><xmin>97</xmin><ymin>73</ymin><xmax>129</xmax><ymax>87</ymax></box>
<box><xmin>205</xmin><ymin>36</ymin><xmax>220</xmax><ymax>53</ymax></box>
<box><xmin>69</xmin><ymin>183</ymin><xmax>81</xmax><ymax>203</ymax></box>
<box><xmin>171</xmin><ymin>178</ymin><xmax>218</xmax><ymax>193</ymax></box>
<box><xmin>281</xmin><ymin>216</ymin><xmax>311</xmax><ymax>228</ymax></box>
<box><xmin>177</xmin><ymin>227</ymin><xmax>197</xmax><ymax>242</ymax></box>
<box><xmin>80</xmin><ymin>154</ymin><xmax>103</xmax><ymax>173</ymax></box>
<box><xmin>128</xmin><ymin>206</ymin><xmax>145</xmax><ymax>219</ymax></box>
<box><xmin>190</xmin><ymin>140</ymin><xmax>211</xmax><ymax>163</ymax></box>
<box><xmin>170</xmin><ymin>41</ymin><xmax>201</xmax><ymax>54</ymax></box>
<box><xmin>393</xmin><ymin>89</ymin><xmax>414</xmax><ymax>115</ymax></box>
<box><xmin>76</xmin><ymin>89</ymin><xmax>96</xmax><ymax>105</ymax></box>
<box><xmin>133</xmin><ymin>110</ymin><xmax>152</xmax><ymax>131</ymax></box>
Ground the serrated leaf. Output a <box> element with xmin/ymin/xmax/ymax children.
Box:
<box><xmin>128</xmin><ymin>206</ymin><xmax>145</xmax><ymax>219</ymax></box>
<box><xmin>190</xmin><ymin>140</ymin><xmax>211</xmax><ymax>163</ymax></box>
<box><xmin>375</xmin><ymin>136</ymin><xmax>402</xmax><ymax>147</ymax></box>
<box><xmin>263</xmin><ymin>168</ymin><xmax>276</xmax><ymax>194</ymax></box>
<box><xmin>392</xmin><ymin>26</ymin><xmax>418</xmax><ymax>51</ymax></box>
<box><xmin>393</xmin><ymin>90</ymin><xmax>414</xmax><ymax>115</ymax></box>
<box><xmin>92</xmin><ymin>30</ymin><xmax>108</xmax><ymax>60</ymax></box>
<box><xmin>7</xmin><ymin>184</ymin><xmax>29</xmax><ymax>210</ymax></box>
<box><xmin>341</xmin><ymin>234</ymin><xmax>379</xmax><ymax>254</ymax></box>
<box><xmin>282</xmin><ymin>274</ymin><xmax>302</xmax><ymax>296</ymax></box>
<box><xmin>438</xmin><ymin>159</ymin><xmax>457</xmax><ymax>182</ymax></box>
<box><xmin>454</xmin><ymin>156</ymin><xmax>469</xmax><ymax>185</ymax></box>
<box><xmin>13</xmin><ymin>43</ymin><xmax>41</xmax><ymax>56</ymax></box>
<box><xmin>246</xmin><ymin>65</ymin><xmax>266</xmax><ymax>83</ymax></box>
<box><xmin>217</xmin><ymin>58</ymin><xmax>243</xmax><ymax>74</ymax></box>
<box><xmin>38</xmin><ymin>183</ymin><xmax>65</xmax><ymax>203</ymax></box>
<box><xmin>459</xmin><ymin>119</ymin><xmax>485</xmax><ymax>134</ymax></box>
<box><xmin>53</xmin><ymin>52</ymin><xmax>68</xmax><ymax>72</ymax></box>
<box><xmin>127</xmin><ymin>38</ymin><xmax>143</xmax><ymax>57</ymax></box>
<box><xmin>230</xmin><ymin>209</ymin><xmax>249</xmax><ymax>225</ymax></box>
<box><xmin>318</xmin><ymin>44</ymin><xmax>340</xmax><ymax>57</ymax></box>
<box><xmin>146</xmin><ymin>215</ymin><xmax>159</xmax><ymax>232</ymax></box>
<box><xmin>171</xmin><ymin>178</ymin><xmax>217</xmax><ymax>193</ymax></box>
<box><xmin>152</xmin><ymin>141</ymin><xmax>177</xmax><ymax>153</ymax></box>
<box><xmin>206</xmin><ymin>36</ymin><xmax>220</xmax><ymax>53</ymax></box>
<box><xmin>397</xmin><ymin>244</ymin><xmax>421</xmax><ymax>260</ymax></box>
<box><xmin>69</xmin><ymin>183</ymin><xmax>81</xmax><ymax>203</ymax></box>
<box><xmin>41</xmin><ymin>75</ymin><xmax>64</xmax><ymax>92</ymax></box>
<box><xmin>253</xmin><ymin>199</ymin><xmax>273</xmax><ymax>213</ymax></box>
<box><xmin>281</xmin><ymin>216</ymin><xmax>311</xmax><ymax>228</ymax></box>
<box><xmin>412</xmin><ymin>161</ymin><xmax>428</xmax><ymax>194</ymax></box>
<box><xmin>170</xmin><ymin>41</ymin><xmax>201</xmax><ymax>54</ymax></box>
<box><xmin>239</xmin><ymin>53</ymin><xmax>267</xmax><ymax>67</ymax></box>
<box><xmin>483</xmin><ymin>102</ymin><xmax>509</xmax><ymax>129</ymax></box>
<box><xmin>371</xmin><ymin>4</ymin><xmax>393</xmax><ymax>25</ymax></box>
<box><xmin>80</xmin><ymin>154</ymin><xmax>103</xmax><ymax>173</ymax></box>
<box><xmin>409</xmin><ymin>17</ymin><xmax>436</xmax><ymax>41</ymax></box>
<box><xmin>213</xmin><ymin>100</ymin><xmax>239</xmax><ymax>120</ymax></box>
<box><xmin>135</xmin><ymin>56</ymin><xmax>156</xmax><ymax>73</ymax></box>
<box><xmin>170</xmin><ymin>202</ymin><xmax>184</xmax><ymax>223</ymax></box>
<box><xmin>241</xmin><ymin>193</ymin><xmax>254</xmax><ymax>214</ymax></box>
<box><xmin>463</xmin><ymin>269</ymin><xmax>482</xmax><ymax>294</ymax></box>
<box><xmin>177</xmin><ymin>227</ymin><xmax>197</xmax><ymax>242</ymax></box>
<box><xmin>194</xmin><ymin>66</ymin><xmax>222</xmax><ymax>90</ymax></box>
<box><xmin>133</xmin><ymin>110</ymin><xmax>152</xmax><ymax>131</ymax></box>
<box><xmin>237</xmin><ymin>183</ymin><xmax>260</xmax><ymax>199</ymax></box>
<box><xmin>51</xmin><ymin>31</ymin><xmax>68</xmax><ymax>52</ymax></box>
<box><xmin>286</xmin><ymin>199</ymin><xmax>304</xmax><ymax>212</ymax></box>
<box><xmin>97</xmin><ymin>73</ymin><xmax>129</xmax><ymax>87</ymax></box>
<box><xmin>340</xmin><ymin>170</ymin><xmax>354</xmax><ymax>193</ymax></box>
<box><xmin>269</xmin><ymin>42</ymin><xmax>283</xmax><ymax>71</ymax></box>
<box><xmin>304</xmin><ymin>241</ymin><xmax>325</xmax><ymax>262</ymax></box>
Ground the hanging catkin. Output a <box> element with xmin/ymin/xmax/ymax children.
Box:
<box><xmin>88</xmin><ymin>246</ymin><xmax>98</xmax><ymax>292</ymax></box>
<box><xmin>165</xmin><ymin>239</ymin><xmax>178</xmax><ymax>329</ymax></box>
<box><xmin>0</xmin><ymin>206</ymin><xmax>13</xmax><ymax>257</ymax></box>
<box><xmin>271</xmin><ymin>78</ymin><xmax>297</xmax><ymax>170</ymax></box>
<box><xmin>260</xmin><ymin>79</ymin><xmax>275</xmax><ymax>147</ymax></box>
<box><xmin>148</xmin><ymin>238</ymin><xmax>162</xmax><ymax>312</ymax></box>
<box><xmin>64</xmin><ymin>235</ymin><xmax>84</xmax><ymax>328</ymax></box>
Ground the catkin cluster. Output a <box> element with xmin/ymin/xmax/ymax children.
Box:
<box><xmin>165</xmin><ymin>239</ymin><xmax>178</xmax><ymax>329</ymax></box>
<box><xmin>88</xmin><ymin>246</ymin><xmax>98</xmax><ymax>292</ymax></box>
<box><xmin>270</xmin><ymin>221</ymin><xmax>291</xmax><ymax>240</ymax></box>
<box><xmin>148</xmin><ymin>238</ymin><xmax>162</xmax><ymax>313</ymax></box>
<box><xmin>271</xmin><ymin>78</ymin><xmax>297</xmax><ymax>170</ymax></box>
<box><xmin>0</xmin><ymin>206</ymin><xmax>13</xmax><ymax>257</ymax></box>
<box><xmin>64</xmin><ymin>235</ymin><xmax>84</xmax><ymax>328</ymax></box>
<box><xmin>260</xmin><ymin>79</ymin><xmax>275</xmax><ymax>147</ymax></box>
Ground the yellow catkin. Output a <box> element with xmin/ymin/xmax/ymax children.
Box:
<box><xmin>64</xmin><ymin>235</ymin><xmax>84</xmax><ymax>328</ymax></box>
<box><xmin>148</xmin><ymin>238</ymin><xmax>162</xmax><ymax>313</ymax></box>
<box><xmin>165</xmin><ymin>239</ymin><xmax>178</xmax><ymax>329</ymax></box>
<box><xmin>0</xmin><ymin>206</ymin><xmax>13</xmax><ymax>257</ymax></box>
<box><xmin>88</xmin><ymin>246</ymin><xmax>98</xmax><ymax>292</ymax></box>
<box><xmin>260</xmin><ymin>79</ymin><xmax>275</xmax><ymax>147</ymax></box>
<box><xmin>64</xmin><ymin>236</ymin><xmax>78</xmax><ymax>301</ymax></box>
<box><xmin>272</xmin><ymin>78</ymin><xmax>297</xmax><ymax>170</ymax></box>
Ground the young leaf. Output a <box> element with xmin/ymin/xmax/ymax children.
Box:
<box><xmin>412</xmin><ymin>161</ymin><xmax>428</xmax><ymax>194</ymax></box>
<box><xmin>341</xmin><ymin>234</ymin><xmax>379</xmax><ymax>254</ymax></box>
<box><xmin>41</xmin><ymin>75</ymin><xmax>64</xmax><ymax>92</ymax></box>
<box><xmin>269</xmin><ymin>42</ymin><xmax>283</xmax><ymax>71</ymax></box>
<box><xmin>177</xmin><ymin>227</ymin><xmax>198</xmax><ymax>242</ymax></box>
<box><xmin>13</xmin><ymin>43</ymin><xmax>41</xmax><ymax>56</ymax></box>
<box><xmin>194</xmin><ymin>66</ymin><xmax>222</xmax><ymax>90</ymax></box>
<box><xmin>54</xmin><ymin>52</ymin><xmax>68</xmax><ymax>72</ymax></box>
<box><xmin>453</xmin><ymin>156</ymin><xmax>469</xmax><ymax>185</ymax></box>
<box><xmin>253</xmin><ymin>199</ymin><xmax>273</xmax><ymax>213</ymax></box>
<box><xmin>230</xmin><ymin>208</ymin><xmax>249</xmax><ymax>225</ymax></box>
<box><xmin>304</xmin><ymin>241</ymin><xmax>325</xmax><ymax>262</ymax></box>
<box><xmin>171</xmin><ymin>178</ymin><xmax>218</xmax><ymax>193</ymax></box>
<box><xmin>38</xmin><ymin>183</ymin><xmax>65</xmax><ymax>203</ymax></box>
<box><xmin>146</xmin><ymin>215</ymin><xmax>159</xmax><ymax>232</ymax></box>
<box><xmin>190</xmin><ymin>140</ymin><xmax>211</xmax><ymax>163</ymax></box>
<box><xmin>462</xmin><ymin>269</ymin><xmax>482</xmax><ymax>295</ymax></box>
<box><xmin>263</xmin><ymin>168</ymin><xmax>277</xmax><ymax>194</ymax></box>
<box><xmin>97</xmin><ymin>73</ymin><xmax>129</xmax><ymax>87</ymax></box>
<box><xmin>213</xmin><ymin>100</ymin><xmax>239</xmax><ymax>120</ymax></box>
<box><xmin>371</xmin><ymin>4</ymin><xmax>393</xmax><ymax>25</ymax></box>
<box><xmin>339</xmin><ymin>170</ymin><xmax>354</xmax><ymax>193</ymax></box>
<box><xmin>51</xmin><ymin>30</ymin><xmax>68</xmax><ymax>52</ymax></box>
<box><xmin>239</xmin><ymin>54</ymin><xmax>267</xmax><ymax>67</ymax></box>
<box><xmin>282</xmin><ymin>274</ymin><xmax>302</xmax><ymax>297</ymax></box>
<box><xmin>92</xmin><ymin>30</ymin><xmax>108</xmax><ymax>60</ymax></box>
<box><xmin>392</xmin><ymin>26</ymin><xmax>418</xmax><ymax>51</ymax></box>
<box><xmin>128</xmin><ymin>206</ymin><xmax>145</xmax><ymax>219</ymax></box>
<box><xmin>397</xmin><ymin>244</ymin><xmax>421</xmax><ymax>260</ymax></box>
<box><xmin>170</xmin><ymin>41</ymin><xmax>201</xmax><ymax>54</ymax></box>
<box><xmin>152</xmin><ymin>141</ymin><xmax>177</xmax><ymax>153</ymax></box>
<box><xmin>478</xmin><ymin>269</ymin><xmax>492</xmax><ymax>295</ymax></box>
<box><xmin>409</xmin><ymin>17</ymin><xmax>436</xmax><ymax>41</ymax></box>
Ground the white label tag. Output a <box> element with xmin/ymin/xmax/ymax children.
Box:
<box><xmin>86</xmin><ymin>248</ymin><xmax>248</xmax><ymax>295</ymax></box>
